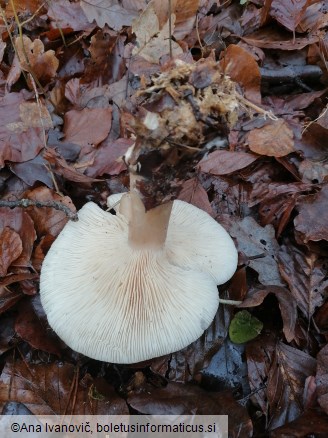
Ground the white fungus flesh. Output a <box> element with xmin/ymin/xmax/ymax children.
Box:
<box><xmin>40</xmin><ymin>194</ymin><xmax>238</xmax><ymax>364</ymax></box>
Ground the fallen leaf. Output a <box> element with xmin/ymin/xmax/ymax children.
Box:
<box><xmin>132</xmin><ymin>8</ymin><xmax>183</xmax><ymax>63</ymax></box>
<box><xmin>0</xmin><ymin>360</ymin><xmax>128</xmax><ymax>415</ymax></box>
<box><xmin>248</xmin><ymin>120</ymin><xmax>294</xmax><ymax>157</ymax></box>
<box><xmin>0</xmin><ymin>228</ymin><xmax>22</xmax><ymax>276</ymax></box>
<box><xmin>32</xmin><ymin>235</ymin><xmax>55</xmax><ymax>272</ymax></box>
<box><xmin>44</xmin><ymin>148</ymin><xmax>100</xmax><ymax>184</ymax></box>
<box><xmin>270</xmin><ymin>0</ymin><xmax>309</xmax><ymax>32</ymax></box>
<box><xmin>226</xmin><ymin>216</ymin><xmax>284</xmax><ymax>286</ymax></box>
<box><xmin>271</xmin><ymin>409</ymin><xmax>328</xmax><ymax>437</ymax></box>
<box><xmin>84</xmin><ymin>31</ymin><xmax>126</xmax><ymax>84</ymax></box>
<box><xmin>10</xmin><ymin>154</ymin><xmax>54</xmax><ymax>188</ymax></box>
<box><xmin>239</xmin><ymin>286</ymin><xmax>297</xmax><ymax>342</ymax></box>
<box><xmin>295</xmin><ymin>122</ymin><xmax>328</xmax><ymax>160</ymax></box>
<box><xmin>24</xmin><ymin>186</ymin><xmax>75</xmax><ymax>238</ymax></box>
<box><xmin>0</xmin><ymin>316</ymin><xmax>15</xmax><ymax>356</ymax></box>
<box><xmin>267</xmin><ymin>342</ymin><xmax>316</xmax><ymax>429</ymax></box>
<box><xmin>243</xmin><ymin>28</ymin><xmax>319</xmax><ymax>50</ymax></box>
<box><xmin>15</xmin><ymin>297</ymin><xmax>62</xmax><ymax>356</ymax></box>
<box><xmin>229</xmin><ymin>310</ymin><xmax>263</xmax><ymax>344</ymax></box>
<box><xmin>128</xmin><ymin>381</ymin><xmax>252</xmax><ymax>435</ymax></box>
<box><xmin>63</xmin><ymin>107</ymin><xmax>112</xmax><ymax>148</ymax></box>
<box><xmin>197</xmin><ymin>150</ymin><xmax>259</xmax><ymax>175</ymax></box>
<box><xmin>172</xmin><ymin>0</ymin><xmax>200</xmax><ymax>40</ymax></box>
<box><xmin>278</xmin><ymin>243</ymin><xmax>327</xmax><ymax>320</ymax></box>
<box><xmin>177</xmin><ymin>178</ymin><xmax>213</xmax><ymax>216</ymax></box>
<box><xmin>15</xmin><ymin>35</ymin><xmax>59</xmax><ymax>84</ymax></box>
<box><xmin>316</xmin><ymin>344</ymin><xmax>328</xmax><ymax>415</ymax></box>
<box><xmin>80</xmin><ymin>0</ymin><xmax>141</xmax><ymax>31</ymax></box>
<box><xmin>246</xmin><ymin>334</ymin><xmax>317</xmax><ymax>429</ymax></box>
<box><xmin>85</xmin><ymin>138</ymin><xmax>132</xmax><ymax>178</ymax></box>
<box><xmin>0</xmin><ymin>92</ymin><xmax>46</xmax><ymax>167</ymax></box>
<box><xmin>5</xmin><ymin>0</ymin><xmax>45</xmax><ymax>16</ymax></box>
<box><xmin>299</xmin><ymin>159</ymin><xmax>328</xmax><ymax>184</ymax></box>
<box><xmin>0</xmin><ymin>208</ymin><xmax>36</xmax><ymax>267</ymax></box>
<box><xmin>221</xmin><ymin>44</ymin><xmax>261</xmax><ymax>104</ymax></box>
<box><xmin>294</xmin><ymin>185</ymin><xmax>328</xmax><ymax>242</ymax></box>
<box><xmin>47</xmin><ymin>0</ymin><xmax>92</xmax><ymax>32</ymax></box>
<box><xmin>249</xmin><ymin>181</ymin><xmax>313</xmax><ymax>235</ymax></box>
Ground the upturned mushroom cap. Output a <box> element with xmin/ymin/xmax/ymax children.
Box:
<box><xmin>40</xmin><ymin>193</ymin><xmax>237</xmax><ymax>364</ymax></box>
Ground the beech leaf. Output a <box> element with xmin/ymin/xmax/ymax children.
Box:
<box><xmin>248</xmin><ymin>120</ymin><xmax>294</xmax><ymax>157</ymax></box>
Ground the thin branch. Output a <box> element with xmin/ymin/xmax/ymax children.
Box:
<box><xmin>0</xmin><ymin>199</ymin><xmax>78</xmax><ymax>221</ymax></box>
<box><xmin>168</xmin><ymin>0</ymin><xmax>172</xmax><ymax>59</ymax></box>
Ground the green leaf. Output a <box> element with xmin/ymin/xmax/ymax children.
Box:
<box><xmin>240</xmin><ymin>0</ymin><xmax>248</xmax><ymax>4</ymax></box>
<box><xmin>229</xmin><ymin>310</ymin><xmax>263</xmax><ymax>344</ymax></box>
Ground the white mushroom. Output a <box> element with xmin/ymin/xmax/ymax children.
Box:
<box><xmin>40</xmin><ymin>192</ymin><xmax>238</xmax><ymax>364</ymax></box>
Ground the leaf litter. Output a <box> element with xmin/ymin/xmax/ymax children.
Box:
<box><xmin>0</xmin><ymin>0</ymin><xmax>327</xmax><ymax>435</ymax></box>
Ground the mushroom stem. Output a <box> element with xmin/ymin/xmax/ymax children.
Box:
<box><xmin>119</xmin><ymin>192</ymin><xmax>173</xmax><ymax>249</ymax></box>
<box><xmin>218</xmin><ymin>298</ymin><xmax>242</xmax><ymax>305</ymax></box>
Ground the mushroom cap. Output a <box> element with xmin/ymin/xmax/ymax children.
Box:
<box><xmin>107</xmin><ymin>193</ymin><xmax>238</xmax><ymax>285</ymax></box>
<box><xmin>40</xmin><ymin>195</ymin><xmax>237</xmax><ymax>364</ymax></box>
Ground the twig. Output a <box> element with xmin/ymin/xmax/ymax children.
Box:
<box><xmin>0</xmin><ymin>199</ymin><xmax>78</xmax><ymax>221</ymax></box>
<box><xmin>168</xmin><ymin>0</ymin><xmax>172</xmax><ymax>59</ymax></box>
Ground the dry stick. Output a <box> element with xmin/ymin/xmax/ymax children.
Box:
<box><xmin>168</xmin><ymin>0</ymin><xmax>172</xmax><ymax>59</ymax></box>
<box><xmin>195</xmin><ymin>13</ymin><xmax>204</xmax><ymax>57</ymax></box>
<box><xmin>236</xmin><ymin>93</ymin><xmax>278</xmax><ymax>121</ymax></box>
<box><xmin>0</xmin><ymin>199</ymin><xmax>78</xmax><ymax>221</ymax></box>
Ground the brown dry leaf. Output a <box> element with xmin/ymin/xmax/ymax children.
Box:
<box><xmin>246</xmin><ymin>335</ymin><xmax>317</xmax><ymax>429</ymax></box>
<box><xmin>132</xmin><ymin>6</ymin><xmax>183</xmax><ymax>63</ymax></box>
<box><xmin>0</xmin><ymin>228</ymin><xmax>22</xmax><ymax>277</ymax></box>
<box><xmin>271</xmin><ymin>410</ymin><xmax>328</xmax><ymax>437</ymax></box>
<box><xmin>221</xmin><ymin>44</ymin><xmax>261</xmax><ymax>104</ymax></box>
<box><xmin>5</xmin><ymin>0</ymin><xmax>45</xmax><ymax>16</ymax></box>
<box><xmin>0</xmin><ymin>92</ymin><xmax>46</xmax><ymax>167</ymax></box>
<box><xmin>25</xmin><ymin>186</ymin><xmax>75</xmax><ymax>238</ymax></box>
<box><xmin>10</xmin><ymin>154</ymin><xmax>54</xmax><ymax>188</ymax></box>
<box><xmin>246</xmin><ymin>332</ymin><xmax>276</xmax><ymax>413</ymax></box>
<box><xmin>197</xmin><ymin>150</ymin><xmax>259</xmax><ymax>175</ymax></box>
<box><xmin>47</xmin><ymin>0</ymin><xmax>92</xmax><ymax>32</ymax></box>
<box><xmin>0</xmin><ymin>360</ymin><xmax>128</xmax><ymax>415</ymax></box>
<box><xmin>278</xmin><ymin>243</ymin><xmax>328</xmax><ymax>319</ymax></box>
<box><xmin>239</xmin><ymin>286</ymin><xmax>297</xmax><ymax>342</ymax></box>
<box><xmin>297</xmin><ymin>2</ymin><xmax>328</xmax><ymax>32</ymax></box>
<box><xmin>0</xmin><ymin>287</ymin><xmax>22</xmax><ymax>315</ymax></box>
<box><xmin>44</xmin><ymin>148</ymin><xmax>100</xmax><ymax>184</ymax></box>
<box><xmin>224</xmin><ymin>216</ymin><xmax>284</xmax><ymax>286</ymax></box>
<box><xmin>32</xmin><ymin>235</ymin><xmax>55</xmax><ymax>272</ymax></box>
<box><xmin>128</xmin><ymin>381</ymin><xmax>252</xmax><ymax>435</ymax></box>
<box><xmin>0</xmin><ymin>208</ymin><xmax>36</xmax><ymax>267</ymax></box>
<box><xmin>267</xmin><ymin>342</ymin><xmax>316</xmax><ymax>429</ymax></box>
<box><xmin>243</xmin><ymin>28</ymin><xmax>319</xmax><ymax>50</ymax></box>
<box><xmin>294</xmin><ymin>185</ymin><xmax>328</xmax><ymax>242</ymax></box>
<box><xmin>316</xmin><ymin>344</ymin><xmax>328</xmax><ymax>415</ymax></box>
<box><xmin>249</xmin><ymin>181</ymin><xmax>313</xmax><ymax>235</ymax></box>
<box><xmin>84</xmin><ymin>31</ymin><xmax>126</xmax><ymax>84</ymax></box>
<box><xmin>270</xmin><ymin>0</ymin><xmax>309</xmax><ymax>32</ymax></box>
<box><xmin>15</xmin><ymin>36</ymin><xmax>59</xmax><ymax>84</ymax></box>
<box><xmin>15</xmin><ymin>297</ymin><xmax>62</xmax><ymax>356</ymax></box>
<box><xmin>85</xmin><ymin>138</ymin><xmax>132</xmax><ymax>177</ymax></box>
<box><xmin>177</xmin><ymin>178</ymin><xmax>213</xmax><ymax>216</ymax></box>
<box><xmin>64</xmin><ymin>107</ymin><xmax>112</xmax><ymax>148</ymax></box>
<box><xmin>80</xmin><ymin>0</ymin><xmax>143</xmax><ymax>31</ymax></box>
<box><xmin>172</xmin><ymin>0</ymin><xmax>200</xmax><ymax>40</ymax></box>
<box><xmin>299</xmin><ymin>159</ymin><xmax>328</xmax><ymax>184</ymax></box>
<box><xmin>248</xmin><ymin>120</ymin><xmax>294</xmax><ymax>157</ymax></box>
